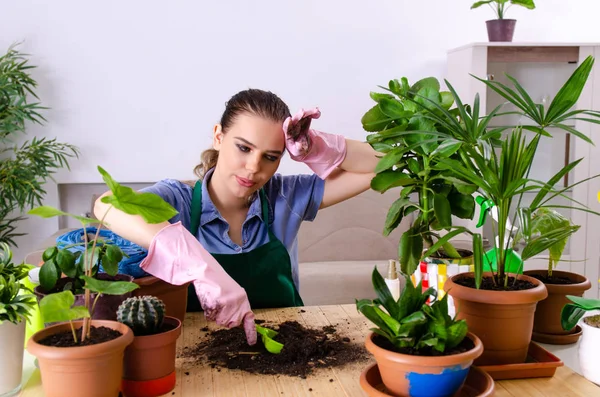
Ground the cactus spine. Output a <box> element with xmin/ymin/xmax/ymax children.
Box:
<box><xmin>117</xmin><ymin>296</ymin><xmax>166</xmax><ymax>336</ymax></box>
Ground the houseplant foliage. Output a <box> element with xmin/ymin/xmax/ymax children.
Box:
<box><xmin>0</xmin><ymin>43</ymin><xmax>79</xmax><ymax>246</ymax></box>
<box><xmin>471</xmin><ymin>0</ymin><xmax>535</xmax><ymax>20</ymax></box>
<box><xmin>361</xmin><ymin>77</ymin><xmax>477</xmax><ymax>277</ymax></box>
<box><xmin>356</xmin><ymin>267</ymin><xmax>483</xmax><ymax>396</ymax></box>
<box><xmin>470</xmin><ymin>0</ymin><xmax>536</xmax><ymax>41</ymax></box>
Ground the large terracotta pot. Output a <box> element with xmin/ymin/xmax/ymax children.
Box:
<box><xmin>132</xmin><ymin>276</ymin><xmax>189</xmax><ymax>322</ymax></box>
<box><xmin>121</xmin><ymin>316</ymin><xmax>182</xmax><ymax>397</ymax></box>
<box><xmin>26</xmin><ymin>320</ymin><xmax>134</xmax><ymax>397</ymax></box>
<box><xmin>524</xmin><ymin>269</ymin><xmax>591</xmax><ymax>342</ymax></box>
<box><xmin>364</xmin><ymin>331</ymin><xmax>483</xmax><ymax>397</ymax></box>
<box><xmin>444</xmin><ymin>272</ymin><xmax>547</xmax><ymax>366</ymax></box>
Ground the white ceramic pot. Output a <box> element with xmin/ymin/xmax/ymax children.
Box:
<box><xmin>579</xmin><ymin>315</ymin><xmax>600</xmax><ymax>386</ymax></box>
<box><xmin>0</xmin><ymin>320</ymin><xmax>26</xmax><ymax>396</ymax></box>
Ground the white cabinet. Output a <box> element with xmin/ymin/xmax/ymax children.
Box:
<box><xmin>446</xmin><ymin>43</ymin><xmax>600</xmax><ymax>298</ymax></box>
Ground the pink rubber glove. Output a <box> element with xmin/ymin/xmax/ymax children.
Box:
<box><xmin>139</xmin><ymin>222</ymin><xmax>257</xmax><ymax>345</ymax></box>
<box><xmin>283</xmin><ymin>107</ymin><xmax>347</xmax><ymax>179</ymax></box>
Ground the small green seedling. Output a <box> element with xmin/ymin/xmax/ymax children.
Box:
<box><xmin>39</xmin><ymin>290</ymin><xmax>91</xmax><ymax>343</ymax></box>
<box><xmin>256</xmin><ymin>324</ymin><xmax>283</xmax><ymax>354</ymax></box>
<box><xmin>561</xmin><ymin>295</ymin><xmax>600</xmax><ymax>331</ymax></box>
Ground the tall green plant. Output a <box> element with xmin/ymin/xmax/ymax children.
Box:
<box><xmin>375</xmin><ymin>55</ymin><xmax>600</xmax><ymax>288</ymax></box>
<box><xmin>0</xmin><ymin>43</ymin><xmax>79</xmax><ymax>246</ymax></box>
<box><xmin>471</xmin><ymin>0</ymin><xmax>535</xmax><ymax>20</ymax></box>
<box><xmin>0</xmin><ymin>243</ymin><xmax>36</xmax><ymax>324</ymax></box>
<box><xmin>362</xmin><ymin>77</ymin><xmax>477</xmax><ymax>276</ymax></box>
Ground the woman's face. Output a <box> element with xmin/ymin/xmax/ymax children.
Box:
<box><xmin>212</xmin><ymin>112</ymin><xmax>285</xmax><ymax>200</ymax></box>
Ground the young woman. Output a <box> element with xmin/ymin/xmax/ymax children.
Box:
<box><xmin>94</xmin><ymin>88</ymin><xmax>379</xmax><ymax>344</ymax></box>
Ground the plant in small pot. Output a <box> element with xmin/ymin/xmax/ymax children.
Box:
<box><xmin>356</xmin><ymin>267</ymin><xmax>490</xmax><ymax>397</ymax></box>
<box><xmin>117</xmin><ymin>296</ymin><xmax>182</xmax><ymax>397</ymax></box>
<box><xmin>0</xmin><ymin>243</ymin><xmax>37</xmax><ymax>397</ymax></box>
<box><xmin>382</xmin><ymin>56</ymin><xmax>600</xmax><ymax>366</ymax></box>
<box><xmin>29</xmin><ymin>166</ymin><xmax>178</xmax><ymax>323</ymax></box>
<box><xmin>470</xmin><ymin>0</ymin><xmax>535</xmax><ymax>42</ymax></box>
<box><xmin>561</xmin><ymin>295</ymin><xmax>600</xmax><ymax>385</ymax></box>
<box><xmin>522</xmin><ymin>209</ymin><xmax>592</xmax><ymax>344</ymax></box>
<box><xmin>361</xmin><ymin>76</ymin><xmax>478</xmax><ymax>295</ymax></box>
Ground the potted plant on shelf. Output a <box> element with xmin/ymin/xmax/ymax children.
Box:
<box><xmin>356</xmin><ymin>267</ymin><xmax>491</xmax><ymax>397</ymax></box>
<box><xmin>25</xmin><ymin>166</ymin><xmax>179</xmax><ymax>397</ymax></box>
<box><xmin>522</xmin><ymin>209</ymin><xmax>592</xmax><ymax>344</ymax></box>
<box><xmin>367</xmin><ymin>55</ymin><xmax>600</xmax><ymax>366</ymax></box>
<box><xmin>0</xmin><ymin>243</ymin><xmax>37</xmax><ymax>397</ymax></box>
<box><xmin>470</xmin><ymin>0</ymin><xmax>536</xmax><ymax>42</ymax></box>
<box><xmin>361</xmin><ymin>77</ymin><xmax>478</xmax><ymax>298</ymax></box>
<box><xmin>117</xmin><ymin>296</ymin><xmax>182</xmax><ymax>397</ymax></box>
<box><xmin>561</xmin><ymin>295</ymin><xmax>600</xmax><ymax>385</ymax></box>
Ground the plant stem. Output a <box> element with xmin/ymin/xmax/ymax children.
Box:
<box><xmin>91</xmin><ymin>293</ymin><xmax>102</xmax><ymax>317</ymax></box>
<box><xmin>69</xmin><ymin>320</ymin><xmax>78</xmax><ymax>344</ymax></box>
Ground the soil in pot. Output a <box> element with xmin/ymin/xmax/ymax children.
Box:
<box><xmin>181</xmin><ymin>320</ymin><xmax>369</xmax><ymax>378</ymax></box>
<box><xmin>38</xmin><ymin>325</ymin><xmax>122</xmax><ymax>347</ymax></box>
<box><xmin>528</xmin><ymin>273</ymin><xmax>578</xmax><ymax>285</ymax></box>
<box><xmin>584</xmin><ymin>315</ymin><xmax>600</xmax><ymax>328</ymax></box>
<box><xmin>371</xmin><ymin>334</ymin><xmax>475</xmax><ymax>357</ymax></box>
<box><xmin>455</xmin><ymin>275</ymin><xmax>536</xmax><ymax>291</ymax></box>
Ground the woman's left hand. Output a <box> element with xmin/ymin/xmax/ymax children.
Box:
<box><xmin>283</xmin><ymin>107</ymin><xmax>347</xmax><ymax>179</ymax></box>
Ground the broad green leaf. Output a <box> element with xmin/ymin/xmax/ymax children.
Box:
<box><xmin>470</xmin><ymin>0</ymin><xmax>493</xmax><ymax>9</ymax></box>
<box><xmin>383</xmin><ymin>198</ymin><xmax>411</xmax><ymax>236</ymax></box>
<box><xmin>101</xmin><ymin>189</ymin><xmax>178</xmax><ymax>224</ymax></box>
<box><xmin>56</xmin><ymin>249</ymin><xmax>77</xmax><ymax>278</ymax></box>
<box><xmin>375</xmin><ymin>148</ymin><xmax>406</xmax><ymax>174</ymax></box>
<box><xmin>361</xmin><ymin>104</ymin><xmax>394</xmax><ymax>132</ymax></box>
<box><xmin>443</xmin><ymin>176</ymin><xmax>478</xmax><ymax>195</ymax></box>
<box><xmin>42</xmin><ymin>247</ymin><xmax>57</xmax><ymax>262</ymax></box>
<box><xmin>356</xmin><ymin>301</ymin><xmax>394</xmax><ymax>335</ymax></box>
<box><xmin>545</xmin><ymin>56</ymin><xmax>593</xmax><ymax>122</ymax></box>
<box><xmin>370</xmin><ymin>92</ymin><xmax>394</xmax><ymax>103</ymax></box>
<box><xmin>398</xmin><ymin>228</ymin><xmax>423</xmax><ymax>276</ymax></box>
<box><xmin>39</xmin><ymin>290</ymin><xmax>90</xmax><ymax>323</ymax></box>
<box><xmin>521</xmin><ymin>225</ymin><xmax>580</xmax><ymax>261</ymax></box>
<box><xmin>372</xmin><ymin>266</ymin><xmax>400</xmax><ymax>319</ymax></box>
<box><xmin>379</xmin><ymin>98</ymin><xmax>412</xmax><ymax>119</ymax></box>
<box><xmin>28</xmin><ymin>206</ymin><xmax>99</xmax><ymax>225</ymax></box>
<box><xmin>410</xmin><ymin>77</ymin><xmax>440</xmax><ymax>94</ymax></box>
<box><xmin>446</xmin><ymin>320</ymin><xmax>468</xmax><ymax>348</ymax></box>
<box><xmin>81</xmin><ymin>275</ymin><xmax>139</xmax><ymax>295</ymax></box>
<box><xmin>561</xmin><ymin>304</ymin><xmax>586</xmax><ymax>331</ymax></box>
<box><xmin>431</xmin><ymin>140</ymin><xmax>461</xmax><ymax>158</ymax></box>
<box><xmin>371</xmin><ymin>170</ymin><xmax>415</xmax><ymax>193</ymax></box>
<box><xmin>421</xmin><ymin>227</ymin><xmax>467</xmax><ymax>259</ymax></box>
<box><xmin>448</xmin><ymin>192</ymin><xmax>475</xmax><ymax>220</ymax></box>
<box><xmin>39</xmin><ymin>259</ymin><xmax>59</xmax><ymax>291</ymax></box>
<box><xmin>373</xmin><ymin>306</ymin><xmax>401</xmax><ymax>335</ymax></box>
<box><xmin>433</xmin><ymin>194</ymin><xmax>452</xmax><ymax>229</ymax></box>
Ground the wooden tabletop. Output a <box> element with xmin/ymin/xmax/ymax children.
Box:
<box><xmin>20</xmin><ymin>304</ymin><xmax>600</xmax><ymax>397</ymax></box>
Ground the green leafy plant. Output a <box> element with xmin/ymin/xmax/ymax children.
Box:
<box><xmin>0</xmin><ymin>43</ymin><xmax>79</xmax><ymax>247</ymax></box>
<box><xmin>561</xmin><ymin>295</ymin><xmax>600</xmax><ymax>331</ymax></box>
<box><xmin>0</xmin><ymin>243</ymin><xmax>36</xmax><ymax>324</ymax></box>
<box><xmin>39</xmin><ymin>290</ymin><xmax>90</xmax><ymax>342</ymax></box>
<box><xmin>31</xmin><ymin>165</ymin><xmax>178</xmax><ymax>342</ymax></box>
<box><xmin>255</xmin><ymin>324</ymin><xmax>284</xmax><ymax>354</ymax></box>
<box><xmin>382</xmin><ymin>56</ymin><xmax>600</xmax><ymax>289</ymax></box>
<box><xmin>362</xmin><ymin>77</ymin><xmax>478</xmax><ymax>276</ymax></box>
<box><xmin>471</xmin><ymin>0</ymin><xmax>535</xmax><ymax>19</ymax></box>
<box><xmin>356</xmin><ymin>267</ymin><xmax>468</xmax><ymax>354</ymax></box>
<box><xmin>116</xmin><ymin>296</ymin><xmax>166</xmax><ymax>336</ymax></box>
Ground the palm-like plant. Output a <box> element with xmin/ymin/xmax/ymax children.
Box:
<box><xmin>382</xmin><ymin>56</ymin><xmax>600</xmax><ymax>288</ymax></box>
<box><xmin>0</xmin><ymin>43</ymin><xmax>79</xmax><ymax>246</ymax></box>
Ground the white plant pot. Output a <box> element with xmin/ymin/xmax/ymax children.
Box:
<box><xmin>0</xmin><ymin>320</ymin><xmax>25</xmax><ymax>397</ymax></box>
<box><xmin>579</xmin><ymin>315</ymin><xmax>600</xmax><ymax>386</ymax></box>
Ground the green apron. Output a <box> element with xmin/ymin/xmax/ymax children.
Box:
<box><xmin>186</xmin><ymin>180</ymin><xmax>304</xmax><ymax>311</ymax></box>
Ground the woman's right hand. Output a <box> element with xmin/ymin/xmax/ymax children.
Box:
<box><xmin>139</xmin><ymin>222</ymin><xmax>257</xmax><ymax>345</ymax></box>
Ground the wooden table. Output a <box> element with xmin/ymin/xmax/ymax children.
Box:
<box><xmin>20</xmin><ymin>304</ymin><xmax>600</xmax><ymax>396</ymax></box>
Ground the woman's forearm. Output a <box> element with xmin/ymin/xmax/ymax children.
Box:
<box><xmin>93</xmin><ymin>191</ymin><xmax>169</xmax><ymax>249</ymax></box>
<box><xmin>338</xmin><ymin>139</ymin><xmax>381</xmax><ymax>174</ymax></box>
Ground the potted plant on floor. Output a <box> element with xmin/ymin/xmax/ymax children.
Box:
<box><xmin>26</xmin><ymin>166</ymin><xmax>179</xmax><ymax>397</ymax></box>
<box><xmin>361</xmin><ymin>77</ymin><xmax>478</xmax><ymax>296</ymax></box>
<box><xmin>561</xmin><ymin>295</ymin><xmax>600</xmax><ymax>385</ymax></box>
<box><xmin>470</xmin><ymin>0</ymin><xmax>536</xmax><ymax>42</ymax></box>
<box><xmin>373</xmin><ymin>55</ymin><xmax>600</xmax><ymax>366</ymax></box>
<box><xmin>0</xmin><ymin>243</ymin><xmax>37</xmax><ymax>397</ymax></box>
<box><xmin>117</xmin><ymin>296</ymin><xmax>182</xmax><ymax>397</ymax></box>
<box><xmin>356</xmin><ymin>267</ymin><xmax>492</xmax><ymax>397</ymax></box>
<box><xmin>522</xmin><ymin>209</ymin><xmax>592</xmax><ymax>344</ymax></box>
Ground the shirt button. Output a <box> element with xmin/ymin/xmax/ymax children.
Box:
<box><xmin>236</xmin><ymin>247</ymin><xmax>242</xmax><ymax>253</ymax></box>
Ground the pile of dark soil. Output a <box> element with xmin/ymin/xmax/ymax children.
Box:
<box><xmin>181</xmin><ymin>320</ymin><xmax>369</xmax><ymax>378</ymax></box>
<box><xmin>38</xmin><ymin>326</ymin><xmax>122</xmax><ymax>347</ymax></box>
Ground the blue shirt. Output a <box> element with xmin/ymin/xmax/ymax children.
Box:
<box><xmin>139</xmin><ymin>168</ymin><xmax>325</xmax><ymax>290</ymax></box>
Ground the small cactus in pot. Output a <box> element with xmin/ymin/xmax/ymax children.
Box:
<box><xmin>117</xmin><ymin>296</ymin><xmax>166</xmax><ymax>336</ymax></box>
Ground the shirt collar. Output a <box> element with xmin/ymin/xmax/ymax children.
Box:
<box><xmin>199</xmin><ymin>168</ymin><xmax>272</xmax><ymax>226</ymax></box>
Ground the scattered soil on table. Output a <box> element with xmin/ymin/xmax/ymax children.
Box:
<box><xmin>528</xmin><ymin>273</ymin><xmax>578</xmax><ymax>285</ymax></box>
<box><xmin>372</xmin><ymin>333</ymin><xmax>475</xmax><ymax>356</ymax></box>
<box><xmin>181</xmin><ymin>320</ymin><xmax>369</xmax><ymax>378</ymax></box>
<box><xmin>455</xmin><ymin>275</ymin><xmax>536</xmax><ymax>291</ymax></box>
<box><xmin>584</xmin><ymin>315</ymin><xmax>600</xmax><ymax>329</ymax></box>
<box><xmin>38</xmin><ymin>326</ymin><xmax>122</xmax><ymax>347</ymax></box>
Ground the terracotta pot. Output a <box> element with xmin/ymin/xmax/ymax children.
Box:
<box><xmin>364</xmin><ymin>331</ymin><xmax>483</xmax><ymax>397</ymax></box>
<box><xmin>34</xmin><ymin>273</ymin><xmax>135</xmax><ymax>324</ymax></box>
<box><xmin>579</xmin><ymin>315</ymin><xmax>600</xmax><ymax>386</ymax></box>
<box><xmin>444</xmin><ymin>272</ymin><xmax>547</xmax><ymax>366</ymax></box>
<box><xmin>121</xmin><ymin>316</ymin><xmax>182</xmax><ymax>397</ymax></box>
<box><xmin>132</xmin><ymin>276</ymin><xmax>189</xmax><ymax>322</ymax></box>
<box><xmin>26</xmin><ymin>320</ymin><xmax>134</xmax><ymax>397</ymax></box>
<box><xmin>524</xmin><ymin>270</ymin><xmax>591</xmax><ymax>340</ymax></box>
<box><xmin>0</xmin><ymin>320</ymin><xmax>26</xmax><ymax>396</ymax></box>
<box><xmin>486</xmin><ymin>19</ymin><xmax>516</xmax><ymax>42</ymax></box>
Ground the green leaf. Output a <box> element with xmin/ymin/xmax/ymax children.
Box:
<box><xmin>410</xmin><ymin>77</ymin><xmax>440</xmax><ymax>94</ymax></box>
<box><xmin>446</xmin><ymin>320</ymin><xmax>468</xmax><ymax>348</ymax></box>
<box><xmin>443</xmin><ymin>176</ymin><xmax>478</xmax><ymax>195</ymax></box>
<box><xmin>473</xmin><ymin>233</ymin><xmax>483</xmax><ymax>289</ymax></box>
<box><xmin>421</xmin><ymin>227</ymin><xmax>467</xmax><ymax>259</ymax></box>
<box><xmin>375</xmin><ymin>148</ymin><xmax>406</xmax><ymax>174</ymax></box>
<box><xmin>42</xmin><ymin>247</ymin><xmax>57</xmax><ymax>262</ymax></box>
<box><xmin>371</xmin><ymin>170</ymin><xmax>415</xmax><ymax>193</ymax></box>
<box><xmin>28</xmin><ymin>206</ymin><xmax>99</xmax><ymax>225</ymax></box>
<box><xmin>510</xmin><ymin>0</ymin><xmax>535</xmax><ymax>9</ymax></box>
<box><xmin>384</xmin><ymin>198</ymin><xmax>411</xmax><ymax>236</ymax></box>
<box><xmin>373</xmin><ymin>306</ymin><xmax>401</xmax><ymax>335</ymax></box>
<box><xmin>81</xmin><ymin>275</ymin><xmax>139</xmax><ymax>295</ymax></box>
<box><xmin>440</xmin><ymin>92</ymin><xmax>454</xmax><ymax>109</ymax></box>
<box><xmin>545</xmin><ymin>56</ymin><xmax>594</xmax><ymax>122</ymax></box>
<box><xmin>101</xmin><ymin>189</ymin><xmax>178</xmax><ymax>224</ymax></box>
<box><xmin>361</xmin><ymin>105</ymin><xmax>394</xmax><ymax>132</ymax></box>
<box><xmin>102</xmin><ymin>245</ymin><xmax>123</xmax><ymax>276</ymax></box>
<box><xmin>372</xmin><ymin>266</ymin><xmax>400</xmax><ymax>319</ymax></box>
<box><xmin>39</xmin><ymin>259</ymin><xmax>59</xmax><ymax>291</ymax></box>
<box><xmin>256</xmin><ymin>324</ymin><xmax>284</xmax><ymax>354</ymax></box>
<box><xmin>379</xmin><ymin>98</ymin><xmax>412</xmax><ymax>119</ymax></box>
<box><xmin>56</xmin><ymin>249</ymin><xmax>77</xmax><ymax>278</ymax></box>
<box><xmin>448</xmin><ymin>192</ymin><xmax>475</xmax><ymax>220</ymax></box>
<box><xmin>471</xmin><ymin>0</ymin><xmax>494</xmax><ymax>9</ymax></box>
<box><xmin>370</xmin><ymin>92</ymin><xmax>395</xmax><ymax>103</ymax></box>
<box><xmin>356</xmin><ymin>300</ymin><xmax>395</xmax><ymax>335</ymax></box>
<box><xmin>431</xmin><ymin>140</ymin><xmax>461</xmax><ymax>158</ymax></box>
<box><xmin>398</xmin><ymin>228</ymin><xmax>423</xmax><ymax>276</ymax></box>
<box><xmin>433</xmin><ymin>194</ymin><xmax>452</xmax><ymax>229</ymax></box>
<box><xmin>39</xmin><ymin>290</ymin><xmax>90</xmax><ymax>323</ymax></box>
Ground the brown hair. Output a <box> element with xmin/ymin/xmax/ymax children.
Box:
<box><xmin>193</xmin><ymin>88</ymin><xmax>291</xmax><ymax>179</ymax></box>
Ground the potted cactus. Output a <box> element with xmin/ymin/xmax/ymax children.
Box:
<box><xmin>117</xmin><ymin>296</ymin><xmax>182</xmax><ymax>397</ymax></box>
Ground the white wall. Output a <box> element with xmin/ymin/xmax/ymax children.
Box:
<box><xmin>3</xmin><ymin>0</ymin><xmax>600</xmax><ymax>262</ymax></box>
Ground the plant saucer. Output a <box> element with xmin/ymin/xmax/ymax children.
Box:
<box><xmin>532</xmin><ymin>325</ymin><xmax>582</xmax><ymax>345</ymax></box>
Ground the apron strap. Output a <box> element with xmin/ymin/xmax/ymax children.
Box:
<box><xmin>189</xmin><ymin>180</ymin><xmax>273</xmax><ymax>241</ymax></box>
